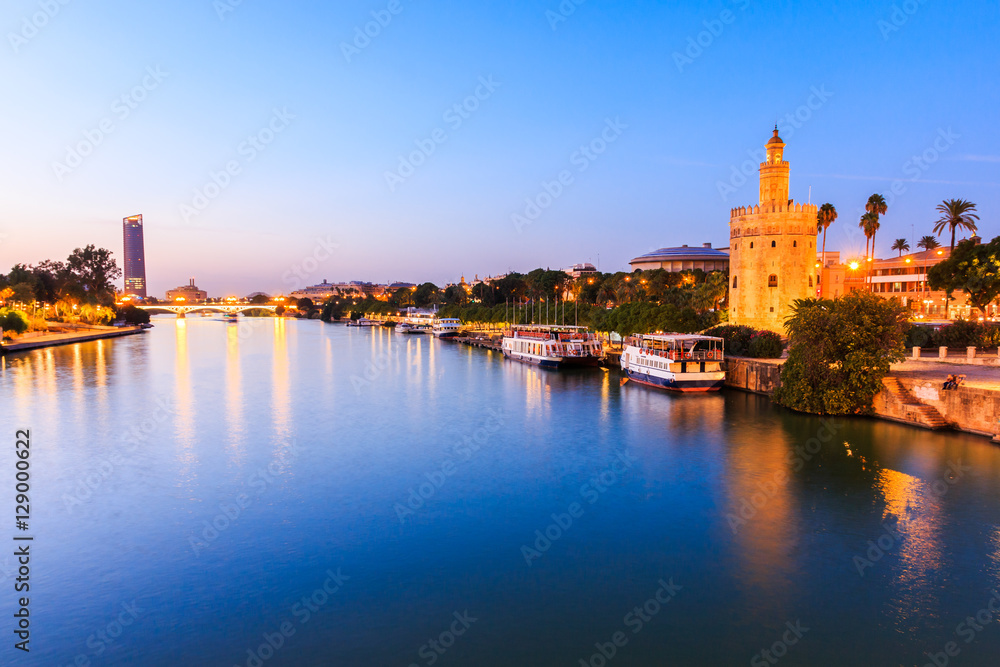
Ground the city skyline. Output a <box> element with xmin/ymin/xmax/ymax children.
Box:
<box><xmin>2</xmin><ymin>1</ymin><xmax>997</xmax><ymax>296</ymax></box>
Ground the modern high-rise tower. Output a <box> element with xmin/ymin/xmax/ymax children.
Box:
<box><xmin>123</xmin><ymin>215</ymin><xmax>147</xmax><ymax>298</ymax></box>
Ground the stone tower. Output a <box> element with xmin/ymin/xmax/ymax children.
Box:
<box><xmin>728</xmin><ymin>128</ymin><xmax>817</xmax><ymax>334</ymax></box>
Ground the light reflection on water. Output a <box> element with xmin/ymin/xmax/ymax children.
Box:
<box><xmin>2</xmin><ymin>317</ymin><xmax>1000</xmax><ymax>666</ymax></box>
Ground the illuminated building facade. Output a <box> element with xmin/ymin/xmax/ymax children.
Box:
<box><xmin>123</xmin><ymin>214</ymin><xmax>147</xmax><ymax>298</ymax></box>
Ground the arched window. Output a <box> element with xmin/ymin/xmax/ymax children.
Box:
<box><xmin>750</xmin><ymin>242</ymin><xmax>754</xmax><ymax>249</ymax></box>
<box><xmin>771</xmin><ymin>240</ymin><xmax>776</xmax><ymax>248</ymax></box>
<box><xmin>809</xmin><ymin>276</ymin><xmax>813</xmax><ymax>287</ymax></box>
<box><xmin>768</xmin><ymin>274</ymin><xmax>778</xmax><ymax>288</ymax></box>
<box><xmin>793</xmin><ymin>240</ymin><xmax>798</xmax><ymax>248</ymax></box>
<box><xmin>732</xmin><ymin>277</ymin><xmax>738</xmax><ymax>289</ymax></box>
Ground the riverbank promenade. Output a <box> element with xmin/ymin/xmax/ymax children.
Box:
<box><xmin>0</xmin><ymin>324</ymin><xmax>146</xmax><ymax>354</ymax></box>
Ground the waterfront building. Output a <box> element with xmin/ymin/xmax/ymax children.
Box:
<box><xmin>819</xmin><ymin>247</ymin><xmax>981</xmax><ymax>320</ymax></box>
<box><xmin>566</xmin><ymin>263</ymin><xmax>598</xmax><ymax>279</ymax></box>
<box><xmin>728</xmin><ymin>128</ymin><xmax>818</xmax><ymax>333</ymax></box>
<box><xmin>166</xmin><ymin>279</ymin><xmax>208</xmax><ymax>303</ymax></box>
<box><xmin>122</xmin><ymin>214</ymin><xmax>147</xmax><ymax>298</ymax></box>
<box><xmin>629</xmin><ymin>244</ymin><xmax>729</xmax><ymax>273</ymax></box>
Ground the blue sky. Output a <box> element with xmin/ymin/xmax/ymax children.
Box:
<box><xmin>1</xmin><ymin>0</ymin><xmax>997</xmax><ymax>296</ymax></box>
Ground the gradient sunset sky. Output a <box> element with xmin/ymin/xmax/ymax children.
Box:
<box><xmin>1</xmin><ymin>0</ymin><xmax>997</xmax><ymax>296</ymax></box>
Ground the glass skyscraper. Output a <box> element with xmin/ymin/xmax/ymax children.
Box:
<box><xmin>123</xmin><ymin>215</ymin><xmax>147</xmax><ymax>298</ymax></box>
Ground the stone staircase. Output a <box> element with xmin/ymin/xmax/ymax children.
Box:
<box><xmin>882</xmin><ymin>377</ymin><xmax>949</xmax><ymax>430</ymax></box>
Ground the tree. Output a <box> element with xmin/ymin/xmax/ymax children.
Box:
<box><xmin>65</xmin><ymin>246</ymin><xmax>121</xmax><ymax>304</ymax></box>
<box><xmin>928</xmin><ymin>236</ymin><xmax>1000</xmax><ymax>316</ymax></box>
<box><xmin>917</xmin><ymin>235</ymin><xmax>941</xmax><ymax>251</ymax></box>
<box><xmin>296</xmin><ymin>297</ymin><xmax>314</xmax><ymax>311</ymax></box>
<box><xmin>933</xmin><ymin>199</ymin><xmax>979</xmax><ymax>252</ymax></box>
<box><xmin>249</xmin><ymin>294</ymin><xmax>269</xmax><ymax>305</ymax></box>
<box><xmin>0</xmin><ymin>309</ymin><xmax>30</xmax><ymax>337</ymax></box>
<box><xmin>865</xmin><ymin>193</ymin><xmax>888</xmax><ymax>257</ymax></box>
<box><xmin>413</xmin><ymin>282</ymin><xmax>441</xmax><ymax>308</ymax></box>
<box><xmin>891</xmin><ymin>238</ymin><xmax>910</xmax><ymax>256</ymax></box>
<box><xmin>817</xmin><ymin>203</ymin><xmax>838</xmax><ymax>265</ymax></box>
<box><xmin>859</xmin><ymin>212</ymin><xmax>879</xmax><ymax>262</ymax></box>
<box><xmin>772</xmin><ymin>291</ymin><xmax>908</xmax><ymax>415</ymax></box>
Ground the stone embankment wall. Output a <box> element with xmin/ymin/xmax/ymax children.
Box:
<box><xmin>722</xmin><ymin>357</ymin><xmax>1000</xmax><ymax>440</ymax></box>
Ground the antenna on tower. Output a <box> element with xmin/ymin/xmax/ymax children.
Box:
<box><xmin>808</xmin><ymin>186</ymin><xmax>812</xmax><ymax>205</ymax></box>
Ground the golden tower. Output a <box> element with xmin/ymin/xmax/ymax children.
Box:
<box><xmin>728</xmin><ymin>128</ymin><xmax>817</xmax><ymax>334</ymax></box>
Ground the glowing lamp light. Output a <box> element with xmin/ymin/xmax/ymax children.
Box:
<box><xmin>849</xmin><ymin>262</ymin><xmax>860</xmax><ymax>270</ymax></box>
<box><xmin>905</xmin><ymin>258</ymin><xmax>911</xmax><ymax>263</ymax></box>
<box><xmin>937</xmin><ymin>250</ymin><xmax>944</xmax><ymax>255</ymax></box>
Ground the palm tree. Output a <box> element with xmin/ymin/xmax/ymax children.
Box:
<box><xmin>932</xmin><ymin>199</ymin><xmax>979</xmax><ymax>251</ymax></box>
<box><xmin>817</xmin><ymin>203</ymin><xmax>837</xmax><ymax>266</ymax></box>
<box><xmin>890</xmin><ymin>238</ymin><xmax>910</xmax><ymax>256</ymax></box>
<box><xmin>865</xmin><ymin>194</ymin><xmax>888</xmax><ymax>259</ymax></box>
<box><xmin>859</xmin><ymin>212</ymin><xmax>879</xmax><ymax>259</ymax></box>
<box><xmin>916</xmin><ymin>235</ymin><xmax>940</xmax><ymax>251</ymax></box>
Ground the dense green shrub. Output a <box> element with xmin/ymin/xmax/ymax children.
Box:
<box><xmin>906</xmin><ymin>321</ymin><xmax>1000</xmax><ymax>349</ymax></box>
<box><xmin>114</xmin><ymin>304</ymin><xmax>151</xmax><ymax>325</ymax></box>
<box><xmin>773</xmin><ymin>292</ymin><xmax>908</xmax><ymax>415</ymax></box>
<box><xmin>0</xmin><ymin>309</ymin><xmax>30</xmax><ymax>336</ymax></box>
<box><xmin>703</xmin><ymin>324</ymin><xmax>784</xmax><ymax>358</ymax></box>
<box><xmin>749</xmin><ymin>330</ymin><xmax>784</xmax><ymax>359</ymax></box>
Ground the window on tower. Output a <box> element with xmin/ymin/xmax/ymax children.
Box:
<box><xmin>771</xmin><ymin>241</ymin><xmax>776</xmax><ymax>248</ymax></box>
<box><xmin>768</xmin><ymin>275</ymin><xmax>778</xmax><ymax>288</ymax></box>
<box><xmin>732</xmin><ymin>277</ymin><xmax>738</xmax><ymax>289</ymax></box>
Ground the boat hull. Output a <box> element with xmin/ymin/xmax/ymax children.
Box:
<box><xmin>432</xmin><ymin>331</ymin><xmax>460</xmax><ymax>339</ymax></box>
<box><xmin>502</xmin><ymin>350</ymin><xmax>602</xmax><ymax>368</ymax></box>
<box><xmin>623</xmin><ymin>368</ymin><xmax>724</xmax><ymax>392</ymax></box>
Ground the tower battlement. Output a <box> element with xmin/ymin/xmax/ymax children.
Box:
<box><xmin>730</xmin><ymin>202</ymin><xmax>818</xmax><ymax>219</ymax></box>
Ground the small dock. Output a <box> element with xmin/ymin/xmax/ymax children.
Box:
<box><xmin>455</xmin><ymin>334</ymin><xmax>502</xmax><ymax>351</ymax></box>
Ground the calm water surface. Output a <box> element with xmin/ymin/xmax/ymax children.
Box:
<box><xmin>3</xmin><ymin>317</ymin><xmax>1000</xmax><ymax>666</ymax></box>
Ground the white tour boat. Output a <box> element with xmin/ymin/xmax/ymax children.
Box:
<box><xmin>432</xmin><ymin>318</ymin><xmax>462</xmax><ymax>339</ymax></box>
<box><xmin>501</xmin><ymin>325</ymin><xmax>604</xmax><ymax>368</ymax></box>
<box><xmin>620</xmin><ymin>334</ymin><xmax>725</xmax><ymax>392</ymax></box>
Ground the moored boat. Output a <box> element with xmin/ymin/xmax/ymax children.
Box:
<box><xmin>620</xmin><ymin>334</ymin><xmax>725</xmax><ymax>392</ymax></box>
<box><xmin>432</xmin><ymin>318</ymin><xmax>462</xmax><ymax>339</ymax></box>
<box><xmin>501</xmin><ymin>325</ymin><xmax>603</xmax><ymax>368</ymax></box>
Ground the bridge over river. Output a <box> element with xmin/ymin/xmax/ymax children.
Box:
<box><xmin>137</xmin><ymin>304</ymin><xmax>280</xmax><ymax>317</ymax></box>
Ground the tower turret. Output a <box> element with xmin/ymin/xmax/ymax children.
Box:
<box><xmin>759</xmin><ymin>126</ymin><xmax>790</xmax><ymax>204</ymax></box>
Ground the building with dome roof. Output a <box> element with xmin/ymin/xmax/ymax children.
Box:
<box><xmin>629</xmin><ymin>243</ymin><xmax>730</xmax><ymax>273</ymax></box>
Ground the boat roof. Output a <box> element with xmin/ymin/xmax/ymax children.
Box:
<box><xmin>435</xmin><ymin>318</ymin><xmax>462</xmax><ymax>322</ymax></box>
<box><xmin>510</xmin><ymin>325</ymin><xmax>591</xmax><ymax>332</ymax></box>
<box><xmin>635</xmin><ymin>333</ymin><xmax>724</xmax><ymax>343</ymax></box>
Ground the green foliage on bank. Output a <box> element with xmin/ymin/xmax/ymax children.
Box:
<box><xmin>0</xmin><ymin>309</ymin><xmax>30</xmax><ymax>337</ymax></box>
<box><xmin>773</xmin><ymin>291</ymin><xmax>908</xmax><ymax>415</ymax></box>
<box><xmin>704</xmin><ymin>325</ymin><xmax>783</xmax><ymax>359</ymax></box>
<box><xmin>906</xmin><ymin>320</ymin><xmax>1000</xmax><ymax>349</ymax></box>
